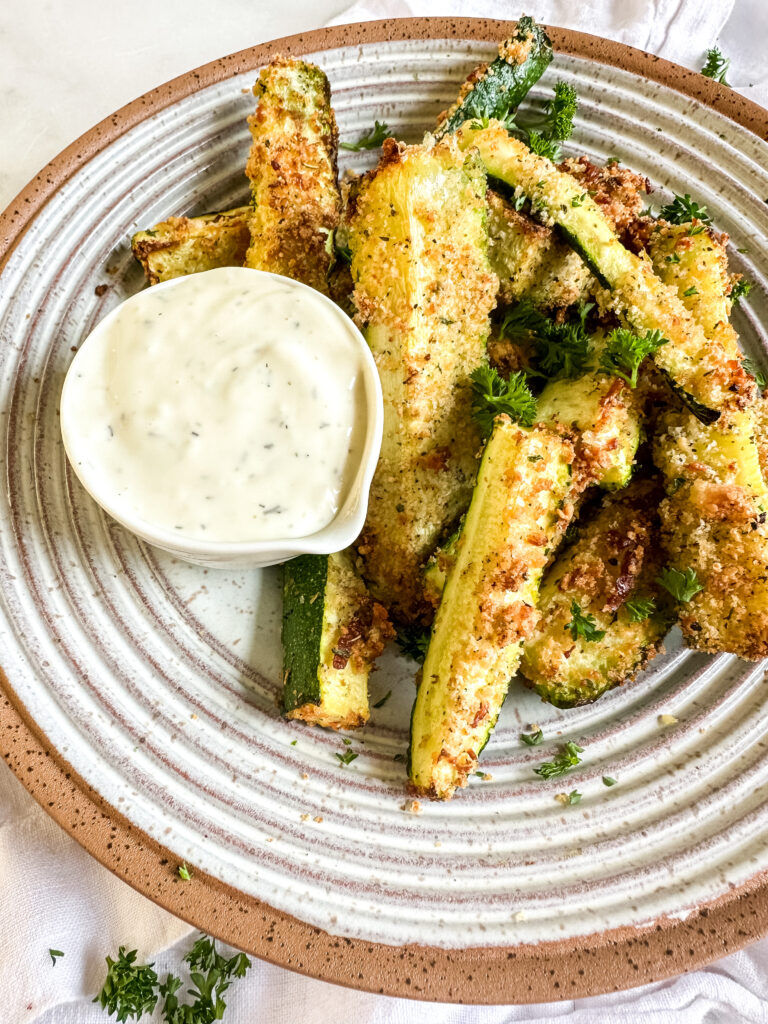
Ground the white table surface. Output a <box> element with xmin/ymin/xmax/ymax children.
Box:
<box><xmin>3</xmin><ymin>2</ymin><xmax>768</xmax><ymax>1022</ymax></box>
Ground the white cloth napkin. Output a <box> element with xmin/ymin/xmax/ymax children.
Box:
<box><xmin>6</xmin><ymin>1</ymin><xmax>768</xmax><ymax>1022</ymax></box>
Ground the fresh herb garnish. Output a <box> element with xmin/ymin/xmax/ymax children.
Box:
<box><xmin>177</xmin><ymin>863</ymin><xmax>191</xmax><ymax>881</ymax></box>
<box><xmin>395</xmin><ymin>625</ymin><xmax>430</xmax><ymax>663</ymax></box>
<box><xmin>657</xmin><ymin>566</ymin><xmax>704</xmax><ymax>603</ymax></box>
<box><xmin>160</xmin><ymin>935</ymin><xmax>251</xmax><ymax>1024</ymax></box>
<box><xmin>743</xmin><ymin>357</ymin><xmax>766</xmax><ymax>389</ymax></box>
<box><xmin>571</xmin><ymin>192</ymin><xmax>587</xmax><ymax>207</ymax></box>
<box><xmin>599</xmin><ymin>327</ymin><xmax>668</xmax><ymax>388</ymax></box>
<box><xmin>602</xmin><ymin>776</ymin><xmax>617</xmax><ymax>787</ymax></box>
<box><xmin>340</xmin><ymin>120</ymin><xmax>393</xmax><ymax>151</ymax></box>
<box><xmin>731</xmin><ymin>278</ymin><xmax>752</xmax><ymax>305</ymax></box>
<box><xmin>683</xmin><ymin>285</ymin><xmax>698</xmax><ymax>297</ymax></box>
<box><xmin>372</xmin><ymin>690</ymin><xmax>392</xmax><ymax>709</ymax></box>
<box><xmin>566</xmin><ymin>600</ymin><xmax>606</xmax><ymax>643</ymax></box>
<box><xmin>469</xmin><ymin>365</ymin><xmax>538</xmax><ymax>435</ymax></box>
<box><xmin>49</xmin><ymin>948</ymin><xmax>64</xmax><ymax>966</ymax></box>
<box><xmin>520</xmin><ymin>728</ymin><xmax>544</xmax><ymax>746</ymax></box>
<box><xmin>94</xmin><ymin>947</ymin><xmax>159</xmax><ymax>1022</ymax></box>
<box><xmin>500</xmin><ymin>299</ymin><xmax>594</xmax><ymax>382</ymax></box>
<box><xmin>567</xmin><ymin>789</ymin><xmax>582</xmax><ymax>804</ymax></box>
<box><xmin>659</xmin><ymin>193</ymin><xmax>711</xmax><ymax>225</ymax></box>
<box><xmin>665</xmin><ymin>252</ymin><xmax>681</xmax><ymax>264</ymax></box>
<box><xmin>506</xmin><ymin>80</ymin><xmax>578</xmax><ymax>163</ymax></box>
<box><xmin>701</xmin><ymin>47</ymin><xmax>731</xmax><ymax>86</ymax></box>
<box><xmin>335</xmin><ymin>750</ymin><xmax>359</xmax><ymax>766</ymax></box>
<box><xmin>533</xmin><ymin>741</ymin><xmax>584</xmax><ymax>779</ymax></box>
<box><xmin>625</xmin><ymin>596</ymin><xmax>657</xmax><ymax>622</ymax></box>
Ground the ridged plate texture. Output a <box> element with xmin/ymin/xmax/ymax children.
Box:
<box><xmin>2</xmin><ymin>37</ymin><xmax>768</xmax><ymax>950</ymax></box>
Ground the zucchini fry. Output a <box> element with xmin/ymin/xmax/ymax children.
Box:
<box><xmin>347</xmin><ymin>137</ymin><xmax>497</xmax><ymax>622</ymax></box>
<box><xmin>520</xmin><ymin>479</ymin><xmax>673</xmax><ymax>707</ymax></box>
<box><xmin>132</xmin><ymin>207</ymin><xmax>250</xmax><ymax>285</ymax></box>
<box><xmin>409</xmin><ymin>419</ymin><xmax>574</xmax><ymax>799</ymax></box>
<box><xmin>456</xmin><ymin>120</ymin><xmax>756</xmax><ymax>421</ymax></box>
<box><xmin>435</xmin><ymin>17</ymin><xmax>553</xmax><ymax>139</ymax></box>
<box><xmin>244</xmin><ymin>56</ymin><xmax>341</xmax><ymax>292</ymax></box>
<box><xmin>653</xmin><ymin>408</ymin><xmax>768</xmax><ymax>659</ymax></box>
<box><xmin>282</xmin><ymin>551</ymin><xmax>394</xmax><ymax>729</ymax></box>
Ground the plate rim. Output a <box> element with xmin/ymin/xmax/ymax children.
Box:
<box><xmin>1</xmin><ymin>16</ymin><xmax>767</xmax><ymax>1004</ymax></box>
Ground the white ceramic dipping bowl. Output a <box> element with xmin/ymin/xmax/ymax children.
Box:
<box><xmin>60</xmin><ymin>268</ymin><xmax>383</xmax><ymax>569</ymax></box>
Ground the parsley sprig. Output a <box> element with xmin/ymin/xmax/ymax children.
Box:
<box><xmin>94</xmin><ymin>947</ymin><xmax>159</xmax><ymax>1022</ymax></box>
<box><xmin>499</xmin><ymin>299</ymin><xmax>594</xmax><ymax>382</ymax></box>
<box><xmin>507</xmin><ymin>81</ymin><xmax>578</xmax><ymax>163</ymax></box>
<box><xmin>395</xmin><ymin>625</ymin><xmax>430</xmax><ymax>663</ymax></box>
<box><xmin>566</xmin><ymin>601</ymin><xmax>605</xmax><ymax>643</ymax></box>
<box><xmin>340</xmin><ymin>120</ymin><xmax>392</xmax><ymax>151</ymax></box>
<box><xmin>657</xmin><ymin>567</ymin><xmax>704</xmax><ymax>603</ymax></box>
<box><xmin>599</xmin><ymin>327</ymin><xmax>668</xmax><ymax>388</ymax></box>
<box><xmin>731</xmin><ymin>278</ymin><xmax>752</xmax><ymax>305</ymax></box>
<box><xmin>701</xmin><ymin>47</ymin><xmax>731</xmax><ymax>87</ymax></box>
<box><xmin>625</xmin><ymin>596</ymin><xmax>656</xmax><ymax>622</ymax></box>
<box><xmin>659</xmin><ymin>193</ymin><xmax>711</xmax><ymax>225</ymax></box>
<box><xmin>520</xmin><ymin>728</ymin><xmax>544</xmax><ymax>747</ymax></box>
<box><xmin>533</xmin><ymin>741</ymin><xmax>584</xmax><ymax>779</ymax></box>
<box><xmin>470</xmin><ymin>365</ymin><xmax>538</xmax><ymax>436</ymax></box>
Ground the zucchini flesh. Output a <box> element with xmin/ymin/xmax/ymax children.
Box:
<box><xmin>435</xmin><ymin>17</ymin><xmax>553</xmax><ymax>139</ymax></box>
<box><xmin>520</xmin><ymin>478</ymin><xmax>673</xmax><ymax>707</ymax></box>
<box><xmin>458</xmin><ymin>121</ymin><xmax>757</xmax><ymax>420</ymax></box>
<box><xmin>347</xmin><ymin>138</ymin><xmax>497</xmax><ymax>622</ymax></box>
<box><xmin>282</xmin><ymin>551</ymin><xmax>394</xmax><ymax>729</ymax></box>
<box><xmin>132</xmin><ymin>207</ymin><xmax>250</xmax><ymax>286</ymax></box>
<box><xmin>245</xmin><ymin>57</ymin><xmax>341</xmax><ymax>292</ymax></box>
<box><xmin>653</xmin><ymin>408</ymin><xmax>768</xmax><ymax>659</ymax></box>
<box><xmin>408</xmin><ymin>419</ymin><xmax>574</xmax><ymax>799</ymax></box>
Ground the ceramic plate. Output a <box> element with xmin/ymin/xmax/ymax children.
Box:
<box><xmin>2</xmin><ymin>18</ymin><xmax>768</xmax><ymax>1004</ymax></box>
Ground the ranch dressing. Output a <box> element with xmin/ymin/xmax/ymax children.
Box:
<box><xmin>61</xmin><ymin>267</ymin><xmax>367</xmax><ymax>544</ymax></box>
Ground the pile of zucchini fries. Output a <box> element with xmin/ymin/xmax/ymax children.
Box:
<box><xmin>132</xmin><ymin>20</ymin><xmax>768</xmax><ymax>801</ymax></box>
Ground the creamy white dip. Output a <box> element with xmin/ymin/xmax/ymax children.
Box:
<box><xmin>61</xmin><ymin>267</ymin><xmax>367</xmax><ymax>544</ymax></box>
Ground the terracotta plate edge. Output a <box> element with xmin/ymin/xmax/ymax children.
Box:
<box><xmin>1</xmin><ymin>16</ymin><xmax>768</xmax><ymax>1004</ymax></box>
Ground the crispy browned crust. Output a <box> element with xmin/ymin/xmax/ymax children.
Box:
<box><xmin>244</xmin><ymin>56</ymin><xmax>340</xmax><ymax>292</ymax></box>
<box><xmin>558</xmin><ymin>156</ymin><xmax>649</xmax><ymax>245</ymax></box>
<box><xmin>131</xmin><ymin>209</ymin><xmax>251</xmax><ymax>285</ymax></box>
<box><xmin>655</xmin><ymin>410</ymin><xmax>768</xmax><ymax>660</ymax></box>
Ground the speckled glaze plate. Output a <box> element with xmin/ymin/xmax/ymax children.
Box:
<box><xmin>2</xmin><ymin>18</ymin><xmax>768</xmax><ymax>1005</ymax></box>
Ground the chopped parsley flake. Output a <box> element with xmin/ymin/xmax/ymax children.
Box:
<box><xmin>533</xmin><ymin>741</ymin><xmax>584</xmax><ymax>779</ymax></box>
<box><xmin>566</xmin><ymin>601</ymin><xmax>606</xmax><ymax>643</ymax></box>
<box><xmin>656</xmin><ymin>566</ymin><xmax>704</xmax><ymax>603</ymax></box>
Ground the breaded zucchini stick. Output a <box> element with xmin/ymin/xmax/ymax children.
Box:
<box><xmin>132</xmin><ymin>207</ymin><xmax>250</xmax><ymax>285</ymax></box>
<box><xmin>520</xmin><ymin>479</ymin><xmax>673</xmax><ymax>707</ymax></box>
<box><xmin>282</xmin><ymin>551</ymin><xmax>394</xmax><ymax>729</ymax></box>
<box><xmin>346</xmin><ymin>137</ymin><xmax>498</xmax><ymax>622</ymax></box>
<box><xmin>456</xmin><ymin>120</ymin><xmax>756</xmax><ymax>421</ymax></box>
<box><xmin>410</xmin><ymin>419</ymin><xmax>574</xmax><ymax>798</ymax></box>
<box><xmin>653</xmin><ymin>408</ymin><xmax>768</xmax><ymax>659</ymax></box>
<box><xmin>244</xmin><ymin>56</ymin><xmax>341</xmax><ymax>292</ymax></box>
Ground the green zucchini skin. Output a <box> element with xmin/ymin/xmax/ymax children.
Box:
<box><xmin>282</xmin><ymin>555</ymin><xmax>329</xmax><ymax>712</ymax></box>
<box><xmin>435</xmin><ymin>17</ymin><xmax>553</xmax><ymax>139</ymax></box>
<box><xmin>282</xmin><ymin>551</ymin><xmax>394</xmax><ymax>730</ymax></box>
